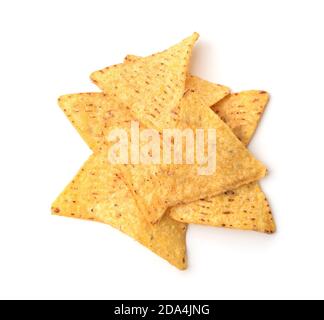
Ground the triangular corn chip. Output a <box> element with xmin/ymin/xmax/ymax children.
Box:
<box><xmin>58</xmin><ymin>93</ymin><xmax>132</xmax><ymax>153</ymax></box>
<box><xmin>91</xmin><ymin>50</ymin><xmax>267</xmax><ymax>224</ymax></box>
<box><xmin>212</xmin><ymin>91</ymin><xmax>270</xmax><ymax>145</ymax></box>
<box><xmin>52</xmin><ymin>153</ymin><xmax>188</xmax><ymax>270</ymax></box>
<box><xmin>58</xmin><ymin>79</ymin><xmax>233</xmax><ymax>224</ymax></box>
<box><xmin>54</xmin><ymin>32</ymin><xmax>274</xmax><ymax>272</ymax></box>
<box><xmin>170</xmin><ymin>91</ymin><xmax>275</xmax><ymax>234</ymax></box>
<box><xmin>184</xmin><ymin>75</ymin><xmax>230</xmax><ymax>107</ymax></box>
<box><xmin>57</xmin><ymin>78</ymin><xmax>230</xmax><ymax>154</ymax></box>
<box><xmin>170</xmin><ymin>182</ymin><xmax>275</xmax><ymax>234</ymax></box>
<box><xmin>118</xmin><ymin>97</ymin><xmax>267</xmax><ymax>224</ymax></box>
<box><xmin>124</xmin><ymin>55</ymin><xmax>231</xmax><ymax>107</ymax></box>
<box><xmin>91</xmin><ymin>33</ymin><xmax>199</xmax><ymax>130</ymax></box>
<box><xmin>58</xmin><ymin>90</ymin><xmax>270</xmax><ymax>229</ymax></box>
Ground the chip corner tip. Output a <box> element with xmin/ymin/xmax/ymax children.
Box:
<box><xmin>57</xmin><ymin>94</ymin><xmax>72</xmax><ymax>107</ymax></box>
<box><xmin>89</xmin><ymin>71</ymin><xmax>99</xmax><ymax>83</ymax></box>
<box><xmin>178</xmin><ymin>262</ymin><xmax>188</xmax><ymax>271</ymax></box>
<box><xmin>51</xmin><ymin>206</ymin><xmax>60</xmax><ymax>216</ymax></box>
<box><xmin>269</xmin><ymin>220</ymin><xmax>277</xmax><ymax>234</ymax></box>
<box><xmin>57</xmin><ymin>95</ymin><xmax>65</xmax><ymax>105</ymax></box>
<box><xmin>265</xmin><ymin>227</ymin><xmax>276</xmax><ymax>235</ymax></box>
<box><xmin>183</xmin><ymin>32</ymin><xmax>199</xmax><ymax>44</ymax></box>
<box><xmin>193</xmin><ymin>32</ymin><xmax>200</xmax><ymax>39</ymax></box>
<box><xmin>258</xmin><ymin>90</ymin><xmax>270</xmax><ymax>101</ymax></box>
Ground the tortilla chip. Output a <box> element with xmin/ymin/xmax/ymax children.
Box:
<box><xmin>122</xmin><ymin>99</ymin><xmax>267</xmax><ymax>224</ymax></box>
<box><xmin>58</xmin><ymin>89</ymin><xmax>268</xmax><ymax>227</ymax></box>
<box><xmin>170</xmin><ymin>92</ymin><xmax>275</xmax><ymax>234</ymax></box>
<box><xmin>170</xmin><ymin>182</ymin><xmax>275</xmax><ymax>234</ymax></box>
<box><xmin>58</xmin><ymin>93</ymin><xmax>133</xmax><ymax>153</ymax></box>
<box><xmin>124</xmin><ymin>55</ymin><xmax>231</xmax><ymax>106</ymax></box>
<box><xmin>52</xmin><ymin>153</ymin><xmax>188</xmax><ymax>270</ymax></box>
<box><xmin>90</xmin><ymin>33</ymin><xmax>199</xmax><ymax>130</ymax></box>
<box><xmin>92</xmin><ymin>54</ymin><xmax>266</xmax><ymax>224</ymax></box>
<box><xmin>58</xmin><ymin>79</ymin><xmax>234</xmax><ymax>225</ymax></box>
<box><xmin>58</xmin><ymin>79</ymin><xmax>230</xmax><ymax>154</ymax></box>
<box><xmin>212</xmin><ymin>91</ymin><xmax>270</xmax><ymax>145</ymax></box>
<box><xmin>184</xmin><ymin>75</ymin><xmax>230</xmax><ymax>106</ymax></box>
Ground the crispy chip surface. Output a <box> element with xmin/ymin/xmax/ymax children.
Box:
<box><xmin>91</xmin><ymin>33</ymin><xmax>199</xmax><ymax>130</ymax></box>
<box><xmin>119</xmin><ymin>96</ymin><xmax>267</xmax><ymax>224</ymax></box>
<box><xmin>59</xmin><ymin>88</ymin><xmax>266</xmax><ymax>225</ymax></box>
<box><xmin>90</xmin><ymin>52</ymin><xmax>267</xmax><ymax>224</ymax></box>
<box><xmin>170</xmin><ymin>181</ymin><xmax>275</xmax><ymax>233</ymax></box>
<box><xmin>93</xmin><ymin>55</ymin><xmax>265</xmax><ymax>225</ymax></box>
<box><xmin>124</xmin><ymin>55</ymin><xmax>231</xmax><ymax>108</ymax></box>
<box><xmin>58</xmin><ymin>80</ymin><xmax>236</xmax><ymax>225</ymax></box>
<box><xmin>212</xmin><ymin>91</ymin><xmax>270</xmax><ymax>145</ymax></box>
<box><xmin>58</xmin><ymin>93</ymin><xmax>132</xmax><ymax>153</ymax></box>
<box><xmin>170</xmin><ymin>92</ymin><xmax>275</xmax><ymax>234</ymax></box>
<box><xmin>52</xmin><ymin>153</ymin><xmax>188</xmax><ymax>270</ymax></box>
<box><xmin>54</xmin><ymin>33</ymin><xmax>274</xmax><ymax>272</ymax></box>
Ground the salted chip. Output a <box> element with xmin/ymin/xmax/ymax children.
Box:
<box><xmin>58</xmin><ymin>90</ymin><xmax>273</xmax><ymax>234</ymax></box>
<box><xmin>91</xmin><ymin>53</ymin><xmax>266</xmax><ymax>224</ymax></box>
<box><xmin>184</xmin><ymin>74</ymin><xmax>230</xmax><ymax>107</ymax></box>
<box><xmin>170</xmin><ymin>181</ymin><xmax>274</xmax><ymax>234</ymax></box>
<box><xmin>58</xmin><ymin>82</ymin><xmax>234</xmax><ymax>225</ymax></box>
<box><xmin>212</xmin><ymin>91</ymin><xmax>270</xmax><ymax>145</ymax></box>
<box><xmin>54</xmin><ymin>31</ymin><xmax>274</xmax><ymax>272</ymax></box>
<box><xmin>121</xmin><ymin>99</ymin><xmax>267</xmax><ymax>224</ymax></box>
<box><xmin>58</xmin><ymin>93</ymin><xmax>133</xmax><ymax>153</ymax></box>
<box><xmin>91</xmin><ymin>33</ymin><xmax>199</xmax><ymax>131</ymax></box>
<box><xmin>52</xmin><ymin>153</ymin><xmax>188</xmax><ymax>270</ymax></box>
<box><xmin>124</xmin><ymin>55</ymin><xmax>231</xmax><ymax>114</ymax></box>
<box><xmin>57</xmin><ymin>81</ymin><xmax>230</xmax><ymax>154</ymax></box>
<box><xmin>170</xmin><ymin>91</ymin><xmax>275</xmax><ymax>234</ymax></box>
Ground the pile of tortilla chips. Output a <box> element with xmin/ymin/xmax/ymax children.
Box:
<box><xmin>52</xmin><ymin>33</ymin><xmax>275</xmax><ymax>270</ymax></box>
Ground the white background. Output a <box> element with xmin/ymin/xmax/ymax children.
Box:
<box><xmin>0</xmin><ymin>0</ymin><xmax>323</xmax><ymax>300</ymax></box>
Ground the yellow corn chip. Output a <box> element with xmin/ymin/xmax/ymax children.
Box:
<box><xmin>212</xmin><ymin>91</ymin><xmax>270</xmax><ymax>145</ymax></box>
<box><xmin>52</xmin><ymin>153</ymin><xmax>188</xmax><ymax>270</ymax></box>
<box><xmin>170</xmin><ymin>182</ymin><xmax>274</xmax><ymax>234</ymax></box>
<box><xmin>124</xmin><ymin>55</ymin><xmax>231</xmax><ymax>106</ymax></box>
<box><xmin>58</xmin><ymin>79</ymin><xmax>230</xmax><ymax>154</ymax></box>
<box><xmin>91</xmin><ymin>33</ymin><xmax>199</xmax><ymax>130</ymax></box>
<box><xmin>58</xmin><ymin>79</ymin><xmax>233</xmax><ymax>225</ymax></box>
<box><xmin>59</xmin><ymin>89</ymin><xmax>269</xmax><ymax>229</ymax></box>
<box><xmin>170</xmin><ymin>91</ymin><xmax>275</xmax><ymax>234</ymax></box>
<box><xmin>125</xmin><ymin>58</ymin><xmax>277</xmax><ymax>233</ymax></box>
<box><xmin>119</xmin><ymin>98</ymin><xmax>267</xmax><ymax>224</ymax></box>
<box><xmin>91</xmin><ymin>51</ymin><xmax>267</xmax><ymax>224</ymax></box>
<box><xmin>54</xmin><ymin>31</ymin><xmax>274</xmax><ymax>272</ymax></box>
<box><xmin>58</xmin><ymin>93</ymin><xmax>133</xmax><ymax>153</ymax></box>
